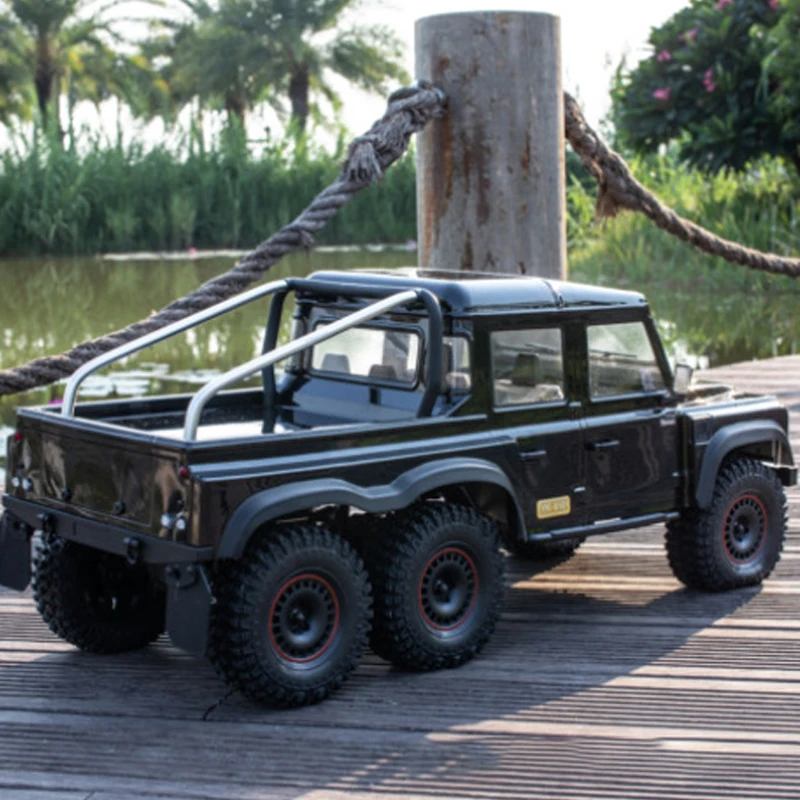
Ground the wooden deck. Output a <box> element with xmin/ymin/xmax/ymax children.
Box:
<box><xmin>2</xmin><ymin>356</ymin><xmax>799</xmax><ymax>800</ymax></box>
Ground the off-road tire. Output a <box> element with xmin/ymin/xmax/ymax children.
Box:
<box><xmin>32</xmin><ymin>534</ymin><xmax>165</xmax><ymax>654</ymax></box>
<box><xmin>506</xmin><ymin>536</ymin><xmax>585</xmax><ymax>562</ymax></box>
<box><xmin>368</xmin><ymin>503</ymin><xmax>506</xmax><ymax>671</ymax></box>
<box><xmin>666</xmin><ymin>457</ymin><xmax>787</xmax><ymax>591</ymax></box>
<box><xmin>209</xmin><ymin>525</ymin><xmax>372</xmax><ymax>708</ymax></box>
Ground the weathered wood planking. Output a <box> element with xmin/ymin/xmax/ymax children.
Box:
<box><xmin>1</xmin><ymin>356</ymin><xmax>799</xmax><ymax>800</ymax></box>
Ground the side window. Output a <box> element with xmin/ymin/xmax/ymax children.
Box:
<box><xmin>587</xmin><ymin>321</ymin><xmax>666</xmax><ymax>398</ymax></box>
<box><xmin>492</xmin><ymin>328</ymin><xmax>565</xmax><ymax>407</ymax></box>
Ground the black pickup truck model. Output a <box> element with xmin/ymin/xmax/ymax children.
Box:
<box><xmin>0</xmin><ymin>269</ymin><xmax>796</xmax><ymax>707</ymax></box>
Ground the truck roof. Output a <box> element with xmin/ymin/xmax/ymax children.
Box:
<box><xmin>307</xmin><ymin>268</ymin><xmax>647</xmax><ymax>314</ymax></box>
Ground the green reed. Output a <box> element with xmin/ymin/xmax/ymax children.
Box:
<box><xmin>0</xmin><ymin>130</ymin><xmax>418</xmax><ymax>256</ymax></box>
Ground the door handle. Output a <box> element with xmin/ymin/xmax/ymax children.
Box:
<box><xmin>587</xmin><ymin>439</ymin><xmax>620</xmax><ymax>451</ymax></box>
<box><xmin>520</xmin><ymin>449</ymin><xmax>547</xmax><ymax>462</ymax></box>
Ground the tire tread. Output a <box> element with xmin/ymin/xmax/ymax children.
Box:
<box><xmin>368</xmin><ymin>503</ymin><xmax>506</xmax><ymax>671</ymax></box>
<box><xmin>209</xmin><ymin>525</ymin><xmax>372</xmax><ymax>708</ymax></box>
<box><xmin>665</xmin><ymin>458</ymin><xmax>787</xmax><ymax>591</ymax></box>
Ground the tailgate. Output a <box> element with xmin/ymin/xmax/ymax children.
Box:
<box><xmin>10</xmin><ymin>412</ymin><xmax>187</xmax><ymax>535</ymax></box>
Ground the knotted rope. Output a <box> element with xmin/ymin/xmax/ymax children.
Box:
<box><xmin>0</xmin><ymin>86</ymin><xmax>797</xmax><ymax>398</ymax></box>
<box><xmin>0</xmin><ymin>83</ymin><xmax>447</xmax><ymax>397</ymax></box>
<box><xmin>563</xmin><ymin>92</ymin><xmax>800</xmax><ymax>279</ymax></box>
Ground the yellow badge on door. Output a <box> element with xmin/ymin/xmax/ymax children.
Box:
<box><xmin>536</xmin><ymin>495</ymin><xmax>571</xmax><ymax>520</ymax></box>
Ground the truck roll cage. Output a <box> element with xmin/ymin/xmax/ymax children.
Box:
<box><xmin>61</xmin><ymin>277</ymin><xmax>444</xmax><ymax>442</ymax></box>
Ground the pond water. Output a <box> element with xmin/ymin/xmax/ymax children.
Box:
<box><xmin>1</xmin><ymin>249</ymin><xmax>799</xmax><ymax>483</ymax></box>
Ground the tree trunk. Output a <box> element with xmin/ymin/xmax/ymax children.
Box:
<box><xmin>289</xmin><ymin>65</ymin><xmax>310</xmax><ymax>135</ymax></box>
<box><xmin>34</xmin><ymin>37</ymin><xmax>56</xmax><ymax>128</ymax></box>
<box><xmin>415</xmin><ymin>12</ymin><xmax>567</xmax><ymax>278</ymax></box>
<box><xmin>225</xmin><ymin>92</ymin><xmax>247</xmax><ymax>126</ymax></box>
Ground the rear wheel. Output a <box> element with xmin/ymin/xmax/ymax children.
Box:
<box><xmin>32</xmin><ymin>534</ymin><xmax>165</xmax><ymax>654</ymax></box>
<box><xmin>368</xmin><ymin>503</ymin><xmax>506</xmax><ymax>670</ymax></box>
<box><xmin>666</xmin><ymin>458</ymin><xmax>787</xmax><ymax>591</ymax></box>
<box><xmin>209</xmin><ymin>525</ymin><xmax>372</xmax><ymax>708</ymax></box>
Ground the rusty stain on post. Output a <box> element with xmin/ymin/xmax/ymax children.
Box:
<box><xmin>416</xmin><ymin>12</ymin><xmax>567</xmax><ymax>278</ymax></box>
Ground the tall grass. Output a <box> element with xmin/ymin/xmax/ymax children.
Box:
<box><xmin>568</xmin><ymin>153</ymin><xmax>800</xmax><ymax>364</ymax></box>
<box><xmin>568</xmin><ymin>152</ymin><xmax>800</xmax><ymax>286</ymax></box>
<box><xmin>0</xmin><ymin>131</ymin><xmax>417</xmax><ymax>256</ymax></box>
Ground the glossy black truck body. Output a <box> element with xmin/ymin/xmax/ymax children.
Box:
<box><xmin>1</xmin><ymin>269</ymin><xmax>796</xmax><ymax>681</ymax></box>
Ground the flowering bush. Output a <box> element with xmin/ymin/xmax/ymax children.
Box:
<box><xmin>612</xmin><ymin>0</ymin><xmax>799</xmax><ymax>174</ymax></box>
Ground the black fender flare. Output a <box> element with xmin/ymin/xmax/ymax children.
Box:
<box><xmin>695</xmin><ymin>420</ymin><xmax>794</xmax><ymax>508</ymax></box>
<box><xmin>217</xmin><ymin>457</ymin><xmax>525</xmax><ymax>559</ymax></box>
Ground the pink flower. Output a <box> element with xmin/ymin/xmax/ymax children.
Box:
<box><xmin>769</xmin><ymin>0</ymin><xmax>779</xmax><ymax>8</ymax></box>
<box><xmin>703</xmin><ymin>68</ymin><xmax>717</xmax><ymax>93</ymax></box>
<box><xmin>716</xmin><ymin>0</ymin><xmax>733</xmax><ymax>8</ymax></box>
<box><xmin>656</xmin><ymin>50</ymin><xmax>672</xmax><ymax>62</ymax></box>
<box><xmin>653</xmin><ymin>87</ymin><xmax>672</xmax><ymax>102</ymax></box>
<box><xmin>685</xmin><ymin>28</ymin><xmax>698</xmax><ymax>41</ymax></box>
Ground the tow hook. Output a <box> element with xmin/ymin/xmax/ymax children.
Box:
<box><xmin>123</xmin><ymin>536</ymin><xmax>142</xmax><ymax>565</ymax></box>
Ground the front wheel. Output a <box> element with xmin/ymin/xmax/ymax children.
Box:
<box><xmin>368</xmin><ymin>503</ymin><xmax>506</xmax><ymax>671</ymax></box>
<box><xmin>32</xmin><ymin>534</ymin><xmax>165</xmax><ymax>654</ymax></box>
<box><xmin>209</xmin><ymin>525</ymin><xmax>372</xmax><ymax>708</ymax></box>
<box><xmin>665</xmin><ymin>457</ymin><xmax>787</xmax><ymax>591</ymax></box>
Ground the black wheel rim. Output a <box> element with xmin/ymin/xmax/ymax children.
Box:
<box><xmin>723</xmin><ymin>494</ymin><xmax>767</xmax><ymax>563</ymax></box>
<box><xmin>418</xmin><ymin>547</ymin><xmax>478</xmax><ymax>632</ymax></box>
<box><xmin>269</xmin><ymin>573</ymin><xmax>340</xmax><ymax>663</ymax></box>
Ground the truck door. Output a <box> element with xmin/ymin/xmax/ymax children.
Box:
<box><xmin>581</xmin><ymin>317</ymin><xmax>679</xmax><ymax>521</ymax></box>
<box><xmin>489</xmin><ymin>323</ymin><xmax>585</xmax><ymax>532</ymax></box>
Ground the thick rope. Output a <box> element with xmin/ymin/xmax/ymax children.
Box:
<box><xmin>563</xmin><ymin>92</ymin><xmax>800</xmax><ymax>279</ymax></box>
<box><xmin>0</xmin><ymin>82</ymin><xmax>447</xmax><ymax>397</ymax></box>
<box><xmin>1</xmin><ymin>87</ymin><xmax>797</xmax><ymax>397</ymax></box>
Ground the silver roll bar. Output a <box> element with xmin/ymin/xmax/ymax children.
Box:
<box><xmin>182</xmin><ymin>289</ymin><xmax>419</xmax><ymax>440</ymax></box>
<box><xmin>61</xmin><ymin>279</ymin><xmax>289</xmax><ymax>417</ymax></box>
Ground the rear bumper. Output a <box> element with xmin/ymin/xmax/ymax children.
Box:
<box><xmin>0</xmin><ymin>494</ymin><xmax>213</xmax><ymax>591</ymax></box>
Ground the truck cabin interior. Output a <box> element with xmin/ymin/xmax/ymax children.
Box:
<box><xmin>63</xmin><ymin>301</ymin><xmax>472</xmax><ymax>441</ymax></box>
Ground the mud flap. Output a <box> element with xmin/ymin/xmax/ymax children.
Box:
<box><xmin>0</xmin><ymin>512</ymin><xmax>32</xmax><ymax>591</ymax></box>
<box><xmin>165</xmin><ymin>564</ymin><xmax>213</xmax><ymax>657</ymax></box>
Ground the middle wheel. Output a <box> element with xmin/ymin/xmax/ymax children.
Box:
<box><xmin>369</xmin><ymin>503</ymin><xmax>506</xmax><ymax>670</ymax></box>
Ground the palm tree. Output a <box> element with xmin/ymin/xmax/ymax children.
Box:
<box><xmin>0</xmin><ymin>12</ymin><xmax>32</xmax><ymax>125</ymax></box>
<box><xmin>149</xmin><ymin>0</ymin><xmax>408</xmax><ymax>134</ymax></box>
<box><xmin>0</xmin><ymin>0</ymin><xmax>161</xmax><ymax>130</ymax></box>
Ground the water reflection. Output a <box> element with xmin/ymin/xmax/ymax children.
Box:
<box><xmin>0</xmin><ymin>248</ymin><xmax>411</xmax><ymax>410</ymax></box>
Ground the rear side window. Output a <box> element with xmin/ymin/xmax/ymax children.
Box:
<box><xmin>587</xmin><ymin>321</ymin><xmax>666</xmax><ymax>398</ymax></box>
<box><xmin>310</xmin><ymin>324</ymin><xmax>420</xmax><ymax>384</ymax></box>
<box><xmin>492</xmin><ymin>328</ymin><xmax>565</xmax><ymax>407</ymax></box>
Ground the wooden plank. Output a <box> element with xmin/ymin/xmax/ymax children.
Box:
<box><xmin>0</xmin><ymin>354</ymin><xmax>798</xmax><ymax>798</ymax></box>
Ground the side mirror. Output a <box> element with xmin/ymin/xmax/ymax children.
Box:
<box><xmin>673</xmin><ymin>363</ymin><xmax>693</xmax><ymax>395</ymax></box>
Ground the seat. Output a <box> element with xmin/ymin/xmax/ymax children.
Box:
<box><xmin>368</xmin><ymin>364</ymin><xmax>398</xmax><ymax>381</ymax></box>
<box><xmin>321</xmin><ymin>354</ymin><xmax>351</xmax><ymax>374</ymax></box>
<box><xmin>510</xmin><ymin>353</ymin><xmax>541</xmax><ymax>386</ymax></box>
<box><xmin>444</xmin><ymin>372</ymin><xmax>471</xmax><ymax>392</ymax></box>
<box><xmin>495</xmin><ymin>352</ymin><xmax>564</xmax><ymax>405</ymax></box>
